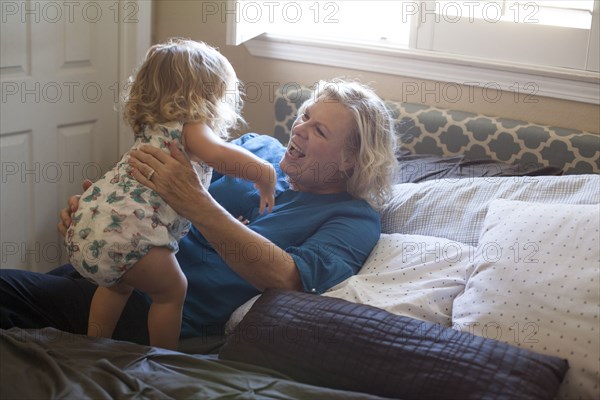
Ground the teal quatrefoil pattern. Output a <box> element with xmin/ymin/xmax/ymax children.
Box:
<box><xmin>273</xmin><ymin>85</ymin><xmax>599</xmax><ymax>175</ymax></box>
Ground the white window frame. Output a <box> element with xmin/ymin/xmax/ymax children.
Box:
<box><xmin>226</xmin><ymin>0</ymin><xmax>600</xmax><ymax>105</ymax></box>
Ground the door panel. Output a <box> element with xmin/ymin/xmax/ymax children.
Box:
<box><xmin>1</xmin><ymin>1</ymin><xmax>120</xmax><ymax>271</ymax></box>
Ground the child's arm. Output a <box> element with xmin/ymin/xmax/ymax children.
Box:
<box><xmin>183</xmin><ymin>122</ymin><xmax>276</xmax><ymax>213</ymax></box>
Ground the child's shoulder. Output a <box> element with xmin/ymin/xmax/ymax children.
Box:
<box><xmin>181</xmin><ymin>121</ymin><xmax>209</xmax><ymax>130</ymax></box>
<box><xmin>181</xmin><ymin>121</ymin><xmax>216</xmax><ymax>139</ymax></box>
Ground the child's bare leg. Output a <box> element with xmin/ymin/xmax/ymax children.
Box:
<box><xmin>88</xmin><ymin>283</ymin><xmax>133</xmax><ymax>338</ymax></box>
<box><xmin>120</xmin><ymin>247</ymin><xmax>186</xmax><ymax>350</ymax></box>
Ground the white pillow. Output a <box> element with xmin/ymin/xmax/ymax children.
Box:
<box><xmin>381</xmin><ymin>175</ymin><xmax>600</xmax><ymax>246</ymax></box>
<box><xmin>324</xmin><ymin>233</ymin><xmax>475</xmax><ymax>327</ymax></box>
<box><xmin>225</xmin><ymin>234</ymin><xmax>473</xmax><ymax>333</ymax></box>
<box><xmin>452</xmin><ymin>199</ymin><xmax>600</xmax><ymax>399</ymax></box>
<box><xmin>225</xmin><ymin>295</ymin><xmax>260</xmax><ymax>335</ymax></box>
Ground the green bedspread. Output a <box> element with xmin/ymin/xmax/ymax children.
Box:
<box><xmin>0</xmin><ymin>328</ymin><xmax>387</xmax><ymax>399</ymax></box>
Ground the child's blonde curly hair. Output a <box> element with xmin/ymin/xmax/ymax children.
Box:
<box><xmin>123</xmin><ymin>38</ymin><xmax>243</xmax><ymax>138</ymax></box>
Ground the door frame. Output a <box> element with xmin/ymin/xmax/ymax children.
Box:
<box><xmin>118</xmin><ymin>0</ymin><xmax>152</xmax><ymax>155</ymax></box>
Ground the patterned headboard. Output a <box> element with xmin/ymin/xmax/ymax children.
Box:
<box><xmin>273</xmin><ymin>85</ymin><xmax>600</xmax><ymax>175</ymax></box>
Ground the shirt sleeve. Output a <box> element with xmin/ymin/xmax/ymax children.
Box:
<box><xmin>286</xmin><ymin>206</ymin><xmax>380</xmax><ymax>294</ymax></box>
<box><xmin>208</xmin><ymin>133</ymin><xmax>288</xmax><ymax>218</ymax></box>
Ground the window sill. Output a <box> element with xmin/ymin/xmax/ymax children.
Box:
<box><xmin>245</xmin><ymin>34</ymin><xmax>600</xmax><ymax>105</ymax></box>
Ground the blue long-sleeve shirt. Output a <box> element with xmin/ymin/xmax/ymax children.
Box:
<box><xmin>176</xmin><ymin>134</ymin><xmax>380</xmax><ymax>338</ymax></box>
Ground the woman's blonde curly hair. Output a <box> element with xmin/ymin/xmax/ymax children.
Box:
<box><xmin>299</xmin><ymin>79</ymin><xmax>397</xmax><ymax>209</ymax></box>
<box><xmin>123</xmin><ymin>38</ymin><xmax>243</xmax><ymax>138</ymax></box>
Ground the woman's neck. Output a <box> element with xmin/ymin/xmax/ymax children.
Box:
<box><xmin>287</xmin><ymin>178</ymin><xmax>348</xmax><ymax>195</ymax></box>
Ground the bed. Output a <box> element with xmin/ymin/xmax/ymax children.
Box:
<box><xmin>1</xmin><ymin>86</ymin><xmax>598</xmax><ymax>400</ymax></box>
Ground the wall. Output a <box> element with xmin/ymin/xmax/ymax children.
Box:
<box><xmin>153</xmin><ymin>1</ymin><xmax>600</xmax><ymax>136</ymax></box>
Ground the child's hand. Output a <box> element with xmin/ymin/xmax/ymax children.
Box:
<box><xmin>255</xmin><ymin>164</ymin><xmax>276</xmax><ymax>214</ymax></box>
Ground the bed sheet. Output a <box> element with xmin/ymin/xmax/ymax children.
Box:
<box><xmin>0</xmin><ymin>328</ymin><xmax>389</xmax><ymax>400</ymax></box>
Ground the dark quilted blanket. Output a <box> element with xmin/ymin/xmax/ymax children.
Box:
<box><xmin>220</xmin><ymin>289</ymin><xmax>569</xmax><ymax>400</ymax></box>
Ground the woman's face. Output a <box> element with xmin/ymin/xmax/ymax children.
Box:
<box><xmin>280</xmin><ymin>96</ymin><xmax>356</xmax><ymax>194</ymax></box>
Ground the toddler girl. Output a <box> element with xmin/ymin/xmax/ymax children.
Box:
<box><xmin>65</xmin><ymin>38</ymin><xmax>276</xmax><ymax>350</ymax></box>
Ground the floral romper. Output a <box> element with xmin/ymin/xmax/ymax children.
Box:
<box><xmin>65</xmin><ymin>121</ymin><xmax>212</xmax><ymax>286</ymax></box>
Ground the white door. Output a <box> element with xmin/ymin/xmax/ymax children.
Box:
<box><xmin>1</xmin><ymin>1</ymin><xmax>133</xmax><ymax>271</ymax></box>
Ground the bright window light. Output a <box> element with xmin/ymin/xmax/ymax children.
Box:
<box><xmin>267</xmin><ymin>1</ymin><xmax>412</xmax><ymax>47</ymax></box>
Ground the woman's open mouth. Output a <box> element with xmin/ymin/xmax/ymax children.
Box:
<box><xmin>287</xmin><ymin>141</ymin><xmax>306</xmax><ymax>158</ymax></box>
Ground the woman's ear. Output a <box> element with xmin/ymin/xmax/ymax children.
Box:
<box><xmin>339</xmin><ymin>151</ymin><xmax>357</xmax><ymax>174</ymax></box>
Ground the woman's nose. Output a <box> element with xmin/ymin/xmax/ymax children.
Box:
<box><xmin>292</xmin><ymin>120</ymin><xmax>308</xmax><ymax>138</ymax></box>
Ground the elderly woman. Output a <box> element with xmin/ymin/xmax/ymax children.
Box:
<box><xmin>0</xmin><ymin>80</ymin><xmax>397</xmax><ymax>343</ymax></box>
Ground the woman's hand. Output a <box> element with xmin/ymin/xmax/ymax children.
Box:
<box><xmin>128</xmin><ymin>142</ymin><xmax>208</xmax><ymax>220</ymax></box>
<box><xmin>57</xmin><ymin>179</ymin><xmax>92</xmax><ymax>237</ymax></box>
<box><xmin>130</xmin><ymin>142</ymin><xmax>301</xmax><ymax>291</ymax></box>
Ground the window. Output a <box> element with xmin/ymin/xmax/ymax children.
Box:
<box><xmin>226</xmin><ymin>0</ymin><xmax>413</xmax><ymax>47</ymax></box>
<box><xmin>225</xmin><ymin>0</ymin><xmax>599</xmax><ymax>103</ymax></box>
<box><xmin>416</xmin><ymin>0</ymin><xmax>598</xmax><ymax>71</ymax></box>
<box><xmin>266</xmin><ymin>1</ymin><xmax>412</xmax><ymax>47</ymax></box>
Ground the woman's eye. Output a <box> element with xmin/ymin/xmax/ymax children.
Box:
<box><xmin>302</xmin><ymin>112</ymin><xmax>309</xmax><ymax>120</ymax></box>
